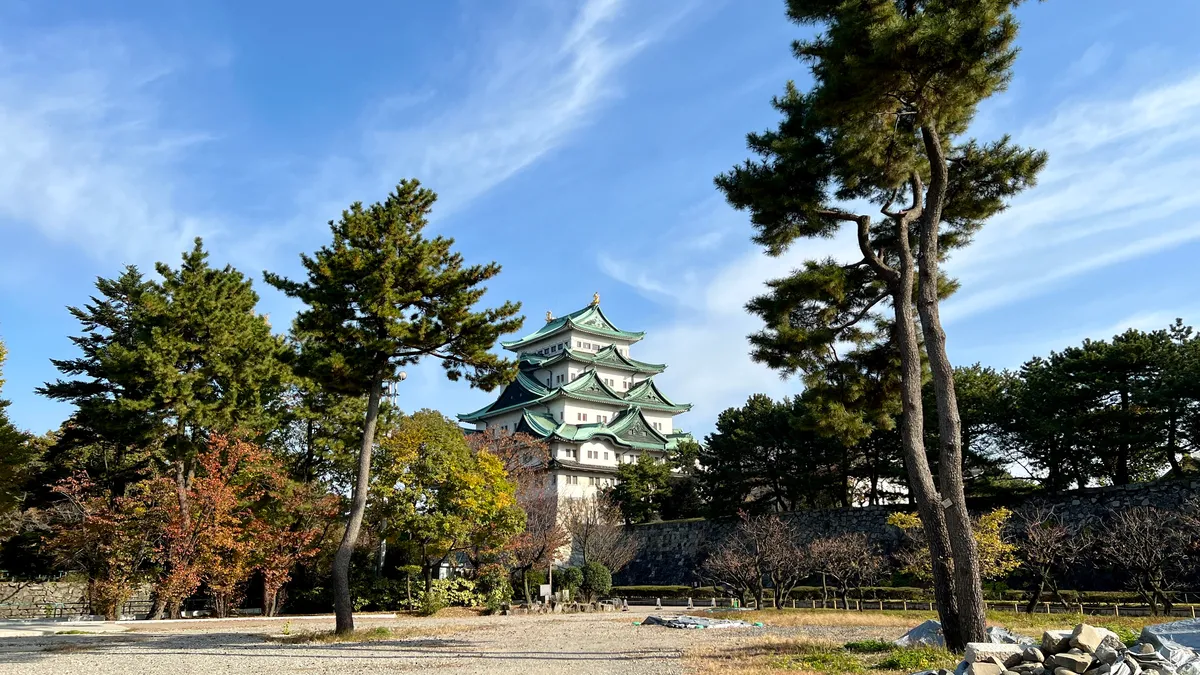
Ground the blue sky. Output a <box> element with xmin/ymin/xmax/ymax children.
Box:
<box><xmin>2</xmin><ymin>0</ymin><xmax>1200</xmax><ymax>439</ymax></box>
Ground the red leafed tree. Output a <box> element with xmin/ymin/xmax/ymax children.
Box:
<box><xmin>151</xmin><ymin>435</ymin><xmax>296</xmax><ymax>618</ymax></box>
<box><xmin>252</xmin><ymin>477</ymin><xmax>339</xmax><ymax>616</ymax></box>
<box><xmin>48</xmin><ymin>474</ymin><xmax>160</xmax><ymax>620</ymax></box>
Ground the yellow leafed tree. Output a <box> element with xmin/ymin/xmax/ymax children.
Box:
<box><xmin>888</xmin><ymin>508</ymin><xmax>1020</xmax><ymax>583</ymax></box>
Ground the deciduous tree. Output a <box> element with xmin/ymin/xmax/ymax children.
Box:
<box><xmin>561</xmin><ymin>495</ymin><xmax>638</xmax><ymax>573</ymax></box>
<box><xmin>373</xmin><ymin>410</ymin><xmax>524</xmax><ymax>596</ymax></box>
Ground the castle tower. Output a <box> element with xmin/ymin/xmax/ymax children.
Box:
<box><xmin>459</xmin><ymin>297</ymin><xmax>693</xmax><ymax>499</ymax></box>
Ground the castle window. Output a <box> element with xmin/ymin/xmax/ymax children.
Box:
<box><xmin>603</xmin><ymin>452</ymin><xmax>609</xmax><ymax>460</ymax></box>
<box><xmin>588</xmin><ymin>477</ymin><xmax>595</xmax><ymax>486</ymax></box>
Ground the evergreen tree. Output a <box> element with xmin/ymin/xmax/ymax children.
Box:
<box><xmin>608</xmin><ymin>453</ymin><xmax>673</xmax><ymax>524</ymax></box>
<box><xmin>264</xmin><ymin>179</ymin><xmax>522</xmax><ymax>633</ymax></box>
<box><xmin>715</xmin><ymin>0</ymin><xmax>1047</xmax><ymax>649</ymax></box>
<box><xmin>0</xmin><ymin>338</ymin><xmax>34</xmax><ymax>517</ymax></box>
<box><xmin>38</xmin><ymin>267</ymin><xmax>161</xmax><ymax>495</ymax></box>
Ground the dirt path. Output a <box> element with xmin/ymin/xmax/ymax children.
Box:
<box><xmin>0</xmin><ymin>609</ymin><xmax>898</xmax><ymax>674</ymax></box>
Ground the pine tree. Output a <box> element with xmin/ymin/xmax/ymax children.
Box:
<box><xmin>38</xmin><ymin>266</ymin><xmax>162</xmax><ymax>495</ymax></box>
<box><xmin>0</xmin><ymin>338</ymin><xmax>34</xmax><ymax>516</ymax></box>
<box><xmin>715</xmin><ymin>1</ymin><xmax>1047</xmax><ymax>649</ymax></box>
<box><xmin>264</xmin><ymin>179</ymin><xmax>523</xmax><ymax>633</ymax></box>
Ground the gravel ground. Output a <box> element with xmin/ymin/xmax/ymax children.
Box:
<box><xmin>0</xmin><ymin>609</ymin><xmax>901</xmax><ymax>675</ymax></box>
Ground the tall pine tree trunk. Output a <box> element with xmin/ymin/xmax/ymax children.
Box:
<box><xmin>890</xmin><ymin>253</ymin><xmax>966</xmax><ymax>651</ymax></box>
<box><xmin>917</xmin><ymin>125</ymin><xmax>988</xmax><ymax>649</ymax></box>
<box><xmin>332</xmin><ymin>372</ymin><xmax>384</xmax><ymax>634</ymax></box>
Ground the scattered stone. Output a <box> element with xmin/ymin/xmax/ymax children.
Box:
<box><xmin>1135</xmin><ymin>644</ymin><xmax>1156</xmax><ymax>655</ymax></box>
<box><xmin>1044</xmin><ymin>631</ymin><xmax>1075</xmax><ymax>655</ymax></box>
<box><xmin>968</xmin><ymin>662</ymin><xmax>1005</xmax><ymax>675</ymax></box>
<box><xmin>1024</xmin><ymin>648</ymin><xmax>1047</xmax><ymax>664</ymax></box>
<box><xmin>966</xmin><ymin>643</ymin><xmax>1027</xmax><ymax>668</ymax></box>
<box><xmin>1095</xmin><ymin>645</ymin><xmax>1122</xmax><ymax>665</ymax></box>
<box><xmin>1123</xmin><ymin>654</ymin><xmax>1143</xmax><ymax>675</ymax></box>
<box><xmin>1012</xmin><ymin>663</ymin><xmax>1046</xmax><ymax>675</ymax></box>
<box><xmin>1054</xmin><ymin>653</ymin><xmax>1095</xmax><ymax>673</ymax></box>
<box><xmin>1057</xmin><ymin>668</ymin><xmax>1081</xmax><ymax>675</ymax></box>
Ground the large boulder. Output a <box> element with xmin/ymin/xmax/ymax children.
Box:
<box><xmin>1071</xmin><ymin>625</ymin><xmax>1124</xmax><ymax>655</ymax></box>
<box><xmin>969</xmin><ymin>663</ymin><xmax>1006</xmax><ymax>675</ymax></box>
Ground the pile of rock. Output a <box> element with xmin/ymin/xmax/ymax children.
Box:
<box><xmin>962</xmin><ymin>624</ymin><xmax>1186</xmax><ymax>675</ymax></box>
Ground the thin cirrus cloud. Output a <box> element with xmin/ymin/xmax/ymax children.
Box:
<box><xmin>942</xmin><ymin>68</ymin><xmax>1200</xmax><ymax>323</ymax></box>
<box><xmin>0</xmin><ymin>25</ymin><xmax>216</xmax><ymax>267</ymax></box>
<box><xmin>359</xmin><ymin>0</ymin><xmax>679</xmax><ymax>218</ymax></box>
<box><xmin>600</xmin><ymin>65</ymin><xmax>1200</xmax><ymax>435</ymax></box>
<box><xmin>0</xmin><ymin>0</ymin><xmax>684</xmax><ymax>272</ymax></box>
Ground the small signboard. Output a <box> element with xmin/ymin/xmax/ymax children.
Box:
<box><xmin>539</xmin><ymin>584</ymin><xmax>552</xmax><ymax>598</ymax></box>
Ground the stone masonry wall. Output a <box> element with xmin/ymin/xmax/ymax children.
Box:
<box><xmin>616</xmin><ymin>478</ymin><xmax>1200</xmax><ymax>586</ymax></box>
<box><xmin>0</xmin><ymin>581</ymin><xmax>153</xmax><ymax>619</ymax></box>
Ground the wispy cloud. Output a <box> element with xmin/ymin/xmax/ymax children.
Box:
<box><xmin>0</xmin><ymin>25</ymin><xmax>218</xmax><ymax>265</ymax></box>
<box><xmin>358</xmin><ymin>0</ymin><xmax>680</xmax><ymax>216</ymax></box>
<box><xmin>600</xmin><ymin>63</ymin><xmax>1200</xmax><ymax>435</ymax></box>
<box><xmin>943</xmin><ymin>68</ymin><xmax>1200</xmax><ymax>322</ymax></box>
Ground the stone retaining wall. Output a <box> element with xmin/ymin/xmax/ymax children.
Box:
<box><xmin>0</xmin><ymin>581</ymin><xmax>153</xmax><ymax>619</ymax></box>
<box><xmin>615</xmin><ymin>478</ymin><xmax>1200</xmax><ymax>586</ymax></box>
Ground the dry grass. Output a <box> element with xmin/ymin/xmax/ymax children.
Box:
<box><xmin>42</xmin><ymin>642</ymin><xmax>100</xmax><ymax>653</ymax></box>
<box><xmin>707</xmin><ymin>608</ymin><xmax>1165</xmax><ymax>636</ymax></box>
<box><xmin>686</xmin><ymin>609</ymin><xmax>1168</xmax><ymax>674</ymax></box>
<box><xmin>707</xmin><ymin>609</ymin><xmax>932</xmax><ymax>628</ymax></box>
<box><xmin>267</xmin><ymin>624</ymin><xmax>458</xmax><ymax>645</ymax></box>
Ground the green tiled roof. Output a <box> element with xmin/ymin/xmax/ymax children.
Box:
<box><xmin>514</xmin><ymin>406</ymin><xmax>674</xmax><ymax>451</ymax></box>
<box><xmin>625</xmin><ymin>377</ymin><xmax>691</xmax><ymax>412</ymax></box>
<box><xmin>500</xmin><ymin>304</ymin><xmax>645</xmax><ymax>352</ymax></box>
<box><xmin>458</xmin><ymin>368</ymin><xmax>691</xmax><ymax>423</ymax></box>
<box><xmin>520</xmin><ymin>344</ymin><xmax>665</xmax><ymax>375</ymax></box>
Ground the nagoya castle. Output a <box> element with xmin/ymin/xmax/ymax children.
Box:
<box><xmin>459</xmin><ymin>294</ymin><xmax>693</xmax><ymax>499</ymax></box>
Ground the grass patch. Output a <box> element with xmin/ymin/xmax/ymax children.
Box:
<box><xmin>42</xmin><ymin>643</ymin><xmax>97</xmax><ymax>653</ymax></box>
<box><xmin>875</xmin><ymin>646</ymin><xmax>956</xmax><ymax>672</ymax></box>
<box><xmin>269</xmin><ymin>625</ymin><xmax>444</xmax><ymax>645</ymax></box>
<box><xmin>687</xmin><ymin>608</ymin><xmax>1167</xmax><ymax>675</ymax></box>
<box><xmin>770</xmin><ymin>642</ymin><xmax>865</xmax><ymax>673</ymax></box>
<box><xmin>688</xmin><ymin>636</ymin><xmax>956</xmax><ymax>675</ymax></box>
<box><xmin>706</xmin><ymin>608</ymin><xmax>1165</xmax><ymax>637</ymax></box>
<box><xmin>54</xmin><ymin>629</ymin><xmax>94</xmax><ymax>635</ymax></box>
<box><xmin>844</xmin><ymin>639</ymin><xmax>896</xmax><ymax>654</ymax></box>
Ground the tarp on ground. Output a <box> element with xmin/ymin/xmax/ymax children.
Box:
<box><xmin>1140</xmin><ymin>620</ymin><xmax>1200</xmax><ymax>675</ymax></box>
<box><xmin>641</xmin><ymin>615</ymin><xmax>753</xmax><ymax>629</ymax></box>
<box><xmin>895</xmin><ymin>619</ymin><xmax>946</xmax><ymax>648</ymax></box>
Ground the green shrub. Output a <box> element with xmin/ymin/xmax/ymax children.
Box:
<box><xmin>430</xmin><ymin>578</ymin><xmax>481</xmax><ymax>607</ymax></box>
<box><xmin>611</xmin><ymin>585</ymin><xmax>717</xmax><ymax>599</ymax></box>
<box><xmin>417</xmin><ymin>587</ymin><xmax>446</xmax><ymax>616</ymax></box>
<box><xmin>554</xmin><ymin>567</ymin><xmax>583</xmax><ymax>598</ymax></box>
<box><xmin>477</xmin><ymin>565</ymin><xmax>512</xmax><ymax>614</ymax></box>
<box><xmin>580</xmin><ymin>562</ymin><xmax>612</xmax><ymax>602</ymax></box>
